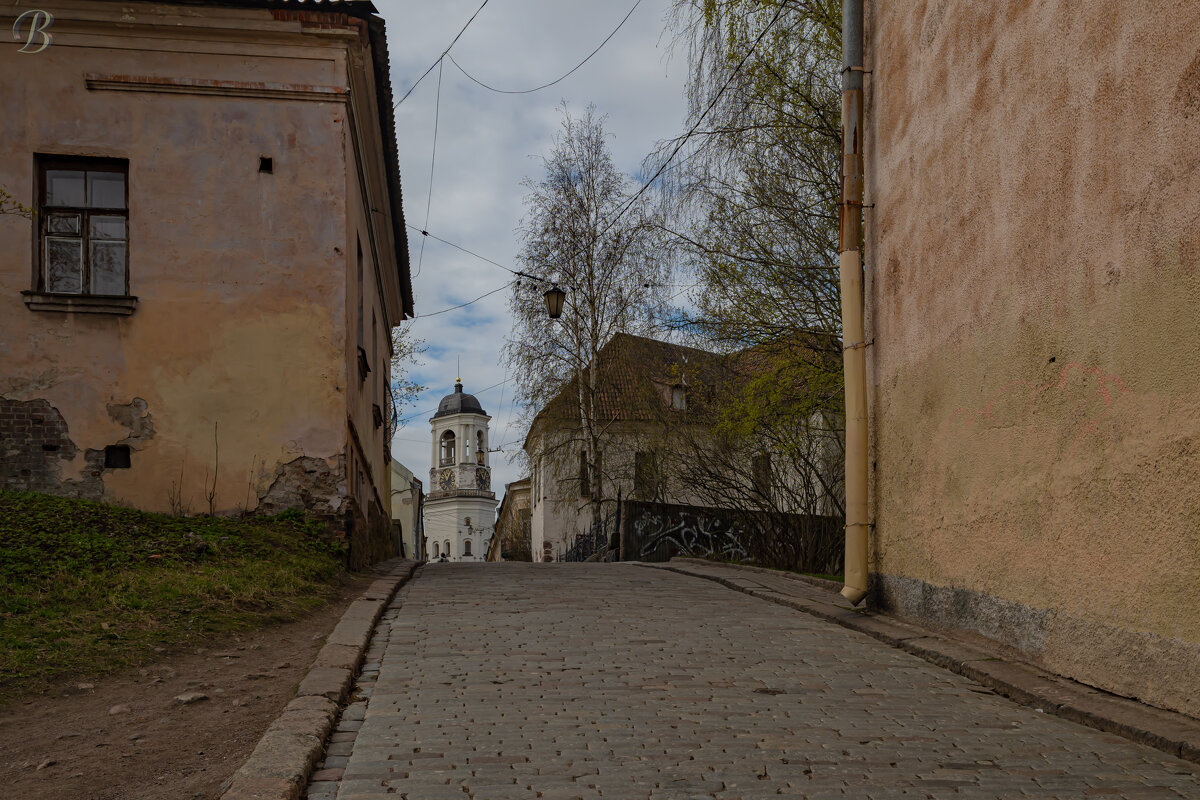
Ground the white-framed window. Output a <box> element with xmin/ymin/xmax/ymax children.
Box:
<box><xmin>37</xmin><ymin>156</ymin><xmax>129</xmax><ymax>296</ymax></box>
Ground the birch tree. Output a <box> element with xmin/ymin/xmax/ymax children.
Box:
<box><xmin>504</xmin><ymin>106</ymin><xmax>670</xmax><ymax>531</ymax></box>
<box><xmin>640</xmin><ymin>0</ymin><xmax>847</xmax><ymax>547</ymax></box>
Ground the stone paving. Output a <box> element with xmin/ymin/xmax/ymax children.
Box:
<box><xmin>305</xmin><ymin>563</ymin><xmax>1200</xmax><ymax>799</ymax></box>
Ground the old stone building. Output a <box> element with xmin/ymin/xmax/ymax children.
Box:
<box><xmin>863</xmin><ymin>2</ymin><xmax>1200</xmax><ymax>716</ymax></box>
<box><xmin>526</xmin><ymin>334</ymin><xmax>842</xmax><ymax>564</ymax></box>
<box><xmin>0</xmin><ymin>0</ymin><xmax>412</xmax><ymax>567</ymax></box>
<box><xmin>488</xmin><ymin>477</ymin><xmax>531</xmax><ymax>562</ymax></box>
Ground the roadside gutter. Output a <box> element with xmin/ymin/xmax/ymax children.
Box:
<box><xmin>649</xmin><ymin>558</ymin><xmax>1200</xmax><ymax>765</ymax></box>
<box><xmin>219</xmin><ymin>557</ymin><xmax>421</xmax><ymax>800</ymax></box>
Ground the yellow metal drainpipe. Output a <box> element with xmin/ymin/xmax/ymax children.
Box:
<box><xmin>839</xmin><ymin>0</ymin><xmax>869</xmax><ymax>605</ymax></box>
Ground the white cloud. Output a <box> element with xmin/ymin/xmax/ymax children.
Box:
<box><xmin>378</xmin><ymin>0</ymin><xmax>688</xmax><ymax>503</ymax></box>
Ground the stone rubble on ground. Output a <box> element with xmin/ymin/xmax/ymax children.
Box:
<box><xmin>174</xmin><ymin>692</ymin><xmax>208</xmax><ymax>705</ymax></box>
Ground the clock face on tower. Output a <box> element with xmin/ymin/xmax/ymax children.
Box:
<box><xmin>438</xmin><ymin>468</ymin><xmax>455</xmax><ymax>492</ymax></box>
<box><xmin>475</xmin><ymin>466</ymin><xmax>491</xmax><ymax>491</ymax></box>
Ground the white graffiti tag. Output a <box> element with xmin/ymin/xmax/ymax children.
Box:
<box><xmin>635</xmin><ymin>512</ymin><xmax>748</xmax><ymax>561</ymax></box>
<box><xmin>13</xmin><ymin>9</ymin><xmax>54</xmax><ymax>53</ymax></box>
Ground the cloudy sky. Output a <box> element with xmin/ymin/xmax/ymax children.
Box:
<box><xmin>374</xmin><ymin>0</ymin><xmax>689</xmax><ymax>499</ymax></box>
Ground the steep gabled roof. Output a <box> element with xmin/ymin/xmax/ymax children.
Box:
<box><xmin>524</xmin><ymin>334</ymin><xmax>724</xmax><ymax>445</ymax></box>
<box><xmin>523</xmin><ymin>332</ymin><xmax>842</xmax><ymax>449</ymax></box>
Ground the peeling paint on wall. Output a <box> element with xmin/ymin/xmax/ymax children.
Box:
<box><xmin>257</xmin><ymin>454</ymin><xmax>347</xmax><ymax>516</ymax></box>
<box><xmin>107</xmin><ymin>397</ymin><xmax>155</xmax><ymax>447</ymax></box>
<box><xmin>1</xmin><ymin>397</ymin><xmax>80</xmax><ymax>493</ymax></box>
<box><xmin>1</xmin><ymin>396</ymin><xmax>159</xmax><ymax>500</ymax></box>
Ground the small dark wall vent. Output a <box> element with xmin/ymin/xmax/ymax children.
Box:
<box><xmin>104</xmin><ymin>444</ymin><xmax>131</xmax><ymax>469</ymax></box>
<box><xmin>259</xmin><ymin>156</ymin><xmax>273</xmax><ymax>173</ymax></box>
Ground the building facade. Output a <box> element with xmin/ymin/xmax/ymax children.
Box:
<box><xmin>389</xmin><ymin>460</ymin><xmax>423</xmax><ymax>560</ymax></box>
<box><xmin>425</xmin><ymin>382</ymin><xmax>496</xmax><ymax>562</ymax></box>
<box><xmin>489</xmin><ymin>477</ymin><xmax>531</xmax><ymax>562</ymax></box>
<box><xmin>526</xmin><ymin>334</ymin><xmax>842</xmax><ymax>564</ymax></box>
<box><xmin>864</xmin><ymin>1</ymin><xmax>1200</xmax><ymax>716</ymax></box>
<box><xmin>0</xmin><ymin>0</ymin><xmax>412</xmax><ymax>567</ymax></box>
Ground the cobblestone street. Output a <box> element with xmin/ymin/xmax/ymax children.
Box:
<box><xmin>309</xmin><ymin>564</ymin><xmax>1200</xmax><ymax>799</ymax></box>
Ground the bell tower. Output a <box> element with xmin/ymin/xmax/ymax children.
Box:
<box><xmin>425</xmin><ymin>380</ymin><xmax>496</xmax><ymax>561</ymax></box>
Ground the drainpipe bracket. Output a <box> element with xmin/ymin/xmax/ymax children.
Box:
<box><xmin>841</xmin><ymin>66</ymin><xmax>873</xmax><ymax>74</ymax></box>
<box><xmin>842</xmin><ymin>339</ymin><xmax>875</xmax><ymax>352</ymax></box>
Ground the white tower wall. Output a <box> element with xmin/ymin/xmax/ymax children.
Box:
<box><xmin>425</xmin><ymin>383</ymin><xmax>496</xmax><ymax>562</ymax></box>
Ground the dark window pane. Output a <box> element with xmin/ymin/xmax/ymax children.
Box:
<box><xmin>87</xmin><ymin>172</ymin><xmax>125</xmax><ymax>209</ymax></box>
<box><xmin>46</xmin><ymin>237</ymin><xmax>82</xmax><ymax>293</ymax></box>
<box><xmin>90</xmin><ymin>215</ymin><xmax>126</xmax><ymax>240</ymax></box>
<box><xmin>45</xmin><ymin>170</ymin><xmax>85</xmax><ymax>207</ymax></box>
<box><xmin>90</xmin><ymin>241</ymin><xmax>127</xmax><ymax>295</ymax></box>
<box><xmin>47</xmin><ymin>213</ymin><xmax>80</xmax><ymax>235</ymax></box>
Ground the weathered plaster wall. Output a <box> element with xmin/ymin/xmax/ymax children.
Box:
<box><xmin>1</xmin><ymin>5</ymin><xmax>353</xmax><ymax>517</ymax></box>
<box><xmin>341</xmin><ymin>27</ymin><xmax>404</xmax><ymax>565</ymax></box>
<box><xmin>865</xmin><ymin>0</ymin><xmax>1200</xmax><ymax>716</ymax></box>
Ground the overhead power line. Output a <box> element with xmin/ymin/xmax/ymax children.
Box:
<box><xmin>395</xmin><ymin>0</ymin><xmax>491</xmax><ymax>109</ymax></box>
<box><xmin>412</xmin><ymin>281</ymin><xmax>514</xmax><ymax>319</ymax></box>
<box><xmin>408</xmin><ymin>224</ymin><xmax>517</xmax><ymax>275</ymax></box>
<box><xmin>598</xmin><ymin>1</ymin><xmax>789</xmax><ymax>239</ymax></box>
<box><xmin>414</xmin><ymin>58</ymin><xmax>445</xmax><ymax>279</ymax></box>
<box><xmin>447</xmin><ymin>0</ymin><xmax>643</xmax><ymax>95</ymax></box>
<box><xmin>398</xmin><ymin>375</ymin><xmax>513</xmax><ymax>424</ymax></box>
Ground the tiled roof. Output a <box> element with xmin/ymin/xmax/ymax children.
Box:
<box><xmin>525</xmin><ymin>332</ymin><xmax>842</xmax><ymax>446</ymax></box>
<box><xmin>526</xmin><ymin>334</ymin><xmax>725</xmax><ymax>435</ymax></box>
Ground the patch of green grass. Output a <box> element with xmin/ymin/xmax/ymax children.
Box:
<box><xmin>0</xmin><ymin>490</ymin><xmax>348</xmax><ymax>701</ymax></box>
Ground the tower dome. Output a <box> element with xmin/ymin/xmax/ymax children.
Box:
<box><xmin>433</xmin><ymin>382</ymin><xmax>485</xmax><ymax>418</ymax></box>
<box><xmin>425</xmin><ymin>380</ymin><xmax>496</xmax><ymax>563</ymax></box>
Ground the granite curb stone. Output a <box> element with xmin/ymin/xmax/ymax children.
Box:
<box><xmin>647</xmin><ymin>558</ymin><xmax>1200</xmax><ymax>765</ymax></box>
<box><xmin>219</xmin><ymin>557</ymin><xmax>421</xmax><ymax>800</ymax></box>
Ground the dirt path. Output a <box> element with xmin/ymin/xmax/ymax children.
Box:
<box><xmin>0</xmin><ymin>572</ymin><xmax>374</xmax><ymax>800</ymax></box>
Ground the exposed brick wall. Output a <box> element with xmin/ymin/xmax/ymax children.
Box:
<box><xmin>0</xmin><ymin>398</ymin><xmax>79</xmax><ymax>494</ymax></box>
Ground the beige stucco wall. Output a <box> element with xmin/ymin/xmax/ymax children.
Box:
<box><xmin>0</xmin><ymin>3</ymin><xmax>399</xmax><ymax>532</ymax></box>
<box><xmin>865</xmin><ymin>0</ymin><xmax>1200</xmax><ymax>716</ymax></box>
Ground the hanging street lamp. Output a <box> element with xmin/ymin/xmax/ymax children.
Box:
<box><xmin>543</xmin><ymin>283</ymin><xmax>566</xmax><ymax>319</ymax></box>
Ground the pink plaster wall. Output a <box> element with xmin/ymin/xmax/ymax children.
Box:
<box><xmin>865</xmin><ymin>0</ymin><xmax>1200</xmax><ymax>715</ymax></box>
<box><xmin>0</xmin><ymin>3</ymin><xmax>397</xmax><ymax>524</ymax></box>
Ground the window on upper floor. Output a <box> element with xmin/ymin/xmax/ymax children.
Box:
<box><xmin>440</xmin><ymin>430</ymin><xmax>456</xmax><ymax>466</ymax></box>
<box><xmin>36</xmin><ymin>157</ymin><xmax>129</xmax><ymax>297</ymax></box>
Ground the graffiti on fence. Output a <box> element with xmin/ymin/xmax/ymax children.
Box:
<box><xmin>632</xmin><ymin>510</ymin><xmax>749</xmax><ymax>561</ymax></box>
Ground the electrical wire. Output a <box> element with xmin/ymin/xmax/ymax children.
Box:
<box><xmin>398</xmin><ymin>375</ymin><xmax>513</xmax><ymax>424</ymax></box>
<box><xmin>597</xmin><ymin>1</ymin><xmax>789</xmax><ymax>239</ymax></box>
<box><xmin>395</xmin><ymin>0</ymin><xmax>491</xmax><ymax>109</ymax></box>
<box><xmin>414</xmin><ymin>58</ymin><xmax>445</xmax><ymax>280</ymax></box>
<box><xmin>412</xmin><ymin>281</ymin><xmax>515</xmax><ymax>319</ymax></box>
<box><xmin>446</xmin><ymin>0</ymin><xmax>643</xmax><ymax>95</ymax></box>
<box><xmin>408</xmin><ymin>224</ymin><xmax>518</xmax><ymax>275</ymax></box>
